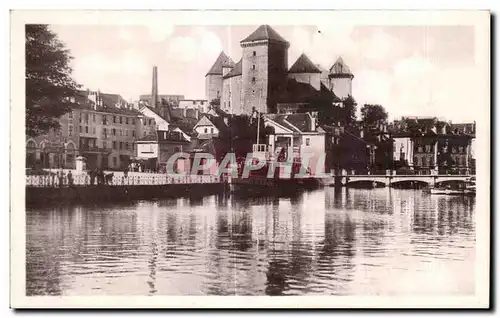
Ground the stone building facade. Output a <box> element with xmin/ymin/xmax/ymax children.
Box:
<box><xmin>26</xmin><ymin>90</ymin><xmax>157</xmax><ymax>171</ymax></box>
<box><xmin>205</xmin><ymin>52</ymin><xmax>235</xmax><ymax>104</ymax></box>
<box><xmin>205</xmin><ymin>25</ymin><xmax>355</xmax><ymax>116</ymax></box>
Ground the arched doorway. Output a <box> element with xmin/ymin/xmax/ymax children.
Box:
<box><xmin>26</xmin><ymin>140</ymin><xmax>37</xmax><ymax>168</ymax></box>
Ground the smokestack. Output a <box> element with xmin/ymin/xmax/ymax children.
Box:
<box><xmin>151</xmin><ymin>66</ymin><xmax>158</xmax><ymax>108</ymax></box>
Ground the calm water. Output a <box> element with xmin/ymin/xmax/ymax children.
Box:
<box><xmin>26</xmin><ymin>188</ymin><xmax>476</xmax><ymax>296</ymax></box>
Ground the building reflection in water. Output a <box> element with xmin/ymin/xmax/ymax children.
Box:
<box><xmin>26</xmin><ymin>187</ymin><xmax>476</xmax><ymax>296</ymax></box>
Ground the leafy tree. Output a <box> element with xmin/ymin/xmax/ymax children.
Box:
<box><xmin>360</xmin><ymin>104</ymin><xmax>388</xmax><ymax>128</ymax></box>
<box><xmin>209</xmin><ymin>97</ymin><xmax>220</xmax><ymax>108</ymax></box>
<box><xmin>343</xmin><ymin>95</ymin><xmax>357</xmax><ymax>125</ymax></box>
<box><xmin>26</xmin><ymin>24</ymin><xmax>81</xmax><ymax>137</ymax></box>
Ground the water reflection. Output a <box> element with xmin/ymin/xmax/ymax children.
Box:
<box><xmin>26</xmin><ymin>188</ymin><xmax>475</xmax><ymax>296</ymax></box>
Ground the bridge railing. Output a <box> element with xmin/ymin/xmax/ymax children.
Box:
<box><xmin>26</xmin><ymin>174</ymin><xmax>224</xmax><ymax>188</ymax></box>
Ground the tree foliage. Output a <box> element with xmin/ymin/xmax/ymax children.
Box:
<box><xmin>209</xmin><ymin>98</ymin><xmax>221</xmax><ymax>108</ymax></box>
<box><xmin>298</xmin><ymin>93</ymin><xmax>357</xmax><ymax>127</ymax></box>
<box><xmin>25</xmin><ymin>24</ymin><xmax>81</xmax><ymax>137</ymax></box>
<box><xmin>360</xmin><ymin>104</ymin><xmax>388</xmax><ymax>128</ymax></box>
<box><xmin>343</xmin><ymin>95</ymin><xmax>357</xmax><ymax>125</ymax></box>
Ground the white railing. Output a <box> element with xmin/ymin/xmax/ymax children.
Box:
<box><xmin>26</xmin><ymin>174</ymin><xmax>223</xmax><ymax>187</ymax></box>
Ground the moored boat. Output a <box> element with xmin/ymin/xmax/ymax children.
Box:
<box><xmin>428</xmin><ymin>176</ymin><xmax>476</xmax><ymax>196</ymax></box>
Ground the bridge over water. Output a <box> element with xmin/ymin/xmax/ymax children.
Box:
<box><xmin>329</xmin><ymin>174</ymin><xmax>473</xmax><ymax>187</ymax></box>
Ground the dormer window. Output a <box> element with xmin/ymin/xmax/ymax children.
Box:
<box><xmin>252</xmin><ymin>65</ymin><xmax>255</xmax><ymax>70</ymax></box>
<box><xmin>252</xmin><ymin>77</ymin><xmax>256</xmax><ymax>83</ymax></box>
<box><xmin>253</xmin><ymin>51</ymin><xmax>256</xmax><ymax>57</ymax></box>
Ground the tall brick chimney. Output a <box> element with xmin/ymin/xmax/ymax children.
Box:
<box><xmin>151</xmin><ymin>66</ymin><xmax>158</xmax><ymax>108</ymax></box>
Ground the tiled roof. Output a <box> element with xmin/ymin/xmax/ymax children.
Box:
<box><xmin>329</xmin><ymin>57</ymin><xmax>353</xmax><ymax>76</ymax></box>
<box><xmin>195</xmin><ymin>116</ymin><xmax>214</xmax><ymax>127</ymax></box>
<box><xmin>288</xmin><ymin>53</ymin><xmax>322</xmax><ymax>74</ymax></box>
<box><xmin>240</xmin><ymin>25</ymin><xmax>289</xmax><ymax>44</ymax></box>
<box><xmin>99</xmin><ymin>93</ymin><xmax>128</xmax><ymax>108</ymax></box>
<box><xmin>266</xmin><ymin>114</ymin><xmax>299</xmax><ymax>133</ymax></box>
<box><xmin>223</xmin><ymin>58</ymin><xmax>242</xmax><ymax>79</ymax></box>
<box><xmin>206</xmin><ymin>52</ymin><xmax>235</xmax><ymax>76</ymax></box>
<box><xmin>265</xmin><ymin>113</ymin><xmax>315</xmax><ymax>133</ymax></box>
<box><xmin>316</xmin><ymin>64</ymin><xmax>329</xmax><ymax>73</ymax></box>
<box><xmin>285</xmin><ymin>113</ymin><xmax>314</xmax><ymax>132</ymax></box>
<box><xmin>71</xmin><ymin>91</ymin><xmax>140</xmax><ymax>116</ymax></box>
<box><xmin>207</xmin><ymin>114</ymin><xmax>230</xmax><ymax>135</ymax></box>
<box><xmin>170</xmin><ymin>118</ymin><xmax>199</xmax><ymax>136</ymax></box>
<box><xmin>140</xmin><ymin>105</ymin><xmax>166</xmax><ymax>120</ymax></box>
<box><xmin>277</xmin><ymin>79</ymin><xmax>341</xmax><ymax>104</ymax></box>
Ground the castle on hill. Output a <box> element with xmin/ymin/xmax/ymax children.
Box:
<box><xmin>205</xmin><ymin>24</ymin><xmax>355</xmax><ymax>115</ymax></box>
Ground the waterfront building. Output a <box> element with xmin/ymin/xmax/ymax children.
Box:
<box><xmin>260</xmin><ymin>112</ymin><xmax>326</xmax><ymax>175</ymax></box>
<box><xmin>206</xmin><ymin>25</ymin><xmax>354</xmax><ymax>116</ymax></box>
<box><xmin>390</xmin><ymin>117</ymin><xmax>475</xmax><ymax>175</ymax></box>
<box><xmin>322</xmin><ymin>124</ymin><xmax>376</xmax><ymax>175</ymax></box>
<box><xmin>135</xmin><ymin>130</ymin><xmax>191</xmax><ymax>172</ymax></box>
<box><xmin>26</xmin><ymin>90</ymin><xmax>158</xmax><ymax>170</ymax></box>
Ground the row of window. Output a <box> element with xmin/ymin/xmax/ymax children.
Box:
<box><xmin>414</xmin><ymin>156</ymin><xmax>467</xmax><ymax>166</ymax></box>
<box><xmin>103</xmin><ymin>128</ymin><xmax>136</xmax><ymax>138</ymax></box>
<box><xmin>69</xmin><ymin>111</ymin><xmax>149</xmax><ymax>127</ymax></box>
<box><xmin>69</xmin><ymin>124</ymin><xmax>137</xmax><ymax>138</ymax></box>
<box><xmin>415</xmin><ymin>145</ymin><xmax>434</xmax><ymax>153</ymax></box>
<box><xmin>414</xmin><ymin>156</ymin><xmax>435</xmax><ymax>167</ymax></box>
<box><xmin>105</xmin><ymin>141</ymin><xmax>134</xmax><ymax>151</ymax></box>
<box><xmin>415</xmin><ymin>145</ymin><xmax>467</xmax><ymax>154</ymax></box>
<box><xmin>446</xmin><ymin>146</ymin><xmax>466</xmax><ymax>154</ymax></box>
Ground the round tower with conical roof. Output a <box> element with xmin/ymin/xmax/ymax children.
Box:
<box><xmin>288</xmin><ymin>53</ymin><xmax>323</xmax><ymax>91</ymax></box>
<box><xmin>240</xmin><ymin>25</ymin><xmax>290</xmax><ymax>114</ymax></box>
<box><xmin>328</xmin><ymin>57</ymin><xmax>354</xmax><ymax>100</ymax></box>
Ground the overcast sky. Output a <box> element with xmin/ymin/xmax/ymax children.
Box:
<box><xmin>49</xmin><ymin>24</ymin><xmax>478</xmax><ymax>122</ymax></box>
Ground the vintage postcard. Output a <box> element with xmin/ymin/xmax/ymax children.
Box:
<box><xmin>10</xmin><ymin>10</ymin><xmax>490</xmax><ymax>308</ymax></box>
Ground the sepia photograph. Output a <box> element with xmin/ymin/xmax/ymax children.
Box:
<box><xmin>10</xmin><ymin>10</ymin><xmax>490</xmax><ymax>308</ymax></box>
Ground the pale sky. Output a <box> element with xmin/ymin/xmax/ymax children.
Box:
<box><xmin>49</xmin><ymin>24</ymin><xmax>478</xmax><ymax>122</ymax></box>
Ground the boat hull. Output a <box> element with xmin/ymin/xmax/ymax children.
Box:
<box><xmin>230</xmin><ymin>177</ymin><xmax>321</xmax><ymax>197</ymax></box>
<box><xmin>429</xmin><ymin>188</ymin><xmax>475</xmax><ymax>196</ymax></box>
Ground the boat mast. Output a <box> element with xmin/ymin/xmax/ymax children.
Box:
<box><xmin>256</xmin><ymin>90</ymin><xmax>262</xmax><ymax>146</ymax></box>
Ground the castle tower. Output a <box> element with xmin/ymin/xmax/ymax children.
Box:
<box><xmin>205</xmin><ymin>51</ymin><xmax>235</xmax><ymax>104</ymax></box>
<box><xmin>287</xmin><ymin>53</ymin><xmax>323</xmax><ymax>91</ymax></box>
<box><xmin>328</xmin><ymin>57</ymin><xmax>354</xmax><ymax>100</ymax></box>
<box><xmin>240</xmin><ymin>25</ymin><xmax>290</xmax><ymax>114</ymax></box>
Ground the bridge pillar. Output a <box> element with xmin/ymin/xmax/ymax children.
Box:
<box><xmin>430</xmin><ymin>177</ymin><xmax>436</xmax><ymax>187</ymax></box>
